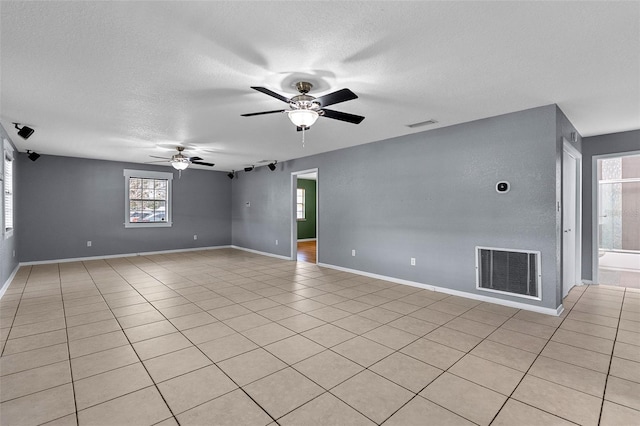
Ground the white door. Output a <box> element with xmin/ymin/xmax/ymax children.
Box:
<box><xmin>563</xmin><ymin>149</ymin><xmax>577</xmax><ymax>297</ymax></box>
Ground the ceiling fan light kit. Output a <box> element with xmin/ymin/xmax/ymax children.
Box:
<box><xmin>148</xmin><ymin>146</ymin><xmax>215</xmax><ymax>171</ymax></box>
<box><xmin>288</xmin><ymin>109</ymin><xmax>319</xmax><ymax>128</ymax></box>
<box><xmin>171</xmin><ymin>158</ymin><xmax>189</xmax><ymax>170</ymax></box>
<box><xmin>242</xmin><ymin>81</ymin><xmax>364</xmax><ymax>131</ymax></box>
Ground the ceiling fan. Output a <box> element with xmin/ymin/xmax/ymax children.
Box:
<box><xmin>148</xmin><ymin>146</ymin><xmax>214</xmax><ymax>170</ymax></box>
<box><xmin>241</xmin><ymin>81</ymin><xmax>365</xmax><ymax>130</ymax></box>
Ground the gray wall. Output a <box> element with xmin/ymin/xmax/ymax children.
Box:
<box><xmin>0</xmin><ymin>124</ymin><xmax>19</xmax><ymax>290</ymax></box>
<box><xmin>581</xmin><ymin>130</ymin><xmax>640</xmax><ymax>281</ymax></box>
<box><xmin>232</xmin><ymin>105</ymin><xmax>565</xmax><ymax>309</ymax></box>
<box><xmin>17</xmin><ymin>154</ymin><xmax>231</xmax><ymax>262</ymax></box>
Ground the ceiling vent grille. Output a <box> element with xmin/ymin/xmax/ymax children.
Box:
<box><xmin>476</xmin><ymin>247</ymin><xmax>541</xmax><ymax>300</ymax></box>
<box><xmin>406</xmin><ymin>119</ymin><xmax>438</xmax><ymax>128</ymax></box>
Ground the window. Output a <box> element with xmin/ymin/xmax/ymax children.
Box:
<box><xmin>124</xmin><ymin>169</ymin><xmax>173</xmax><ymax>228</ymax></box>
<box><xmin>4</xmin><ymin>139</ymin><xmax>14</xmax><ymax>238</ymax></box>
<box><xmin>297</xmin><ymin>188</ymin><xmax>305</xmax><ymax>220</ymax></box>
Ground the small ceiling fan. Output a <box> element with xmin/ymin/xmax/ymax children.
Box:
<box><xmin>148</xmin><ymin>146</ymin><xmax>214</xmax><ymax>170</ymax></box>
<box><xmin>241</xmin><ymin>81</ymin><xmax>365</xmax><ymax>130</ymax></box>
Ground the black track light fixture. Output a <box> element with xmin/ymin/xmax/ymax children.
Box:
<box><xmin>244</xmin><ymin>165</ymin><xmax>254</xmax><ymax>172</ymax></box>
<box><xmin>227</xmin><ymin>171</ymin><xmax>235</xmax><ymax>179</ymax></box>
<box><xmin>13</xmin><ymin>123</ymin><xmax>34</xmax><ymax>139</ymax></box>
<box><xmin>267</xmin><ymin>161</ymin><xmax>278</xmax><ymax>171</ymax></box>
<box><xmin>26</xmin><ymin>150</ymin><xmax>40</xmax><ymax>162</ymax></box>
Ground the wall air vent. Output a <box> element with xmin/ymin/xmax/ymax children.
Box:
<box><xmin>406</xmin><ymin>119</ymin><xmax>438</xmax><ymax>128</ymax></box>
<box><xmin>476</xmin><ymin>247</ymin><xmax>541</xmax><ymax>300</ymax></box>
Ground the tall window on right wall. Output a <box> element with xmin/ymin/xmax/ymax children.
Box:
<box><xmin>4</xmin><ymin>139</ymin><xmax>14</xmax><ymax>238</ymax></box>
<box><xmin>296</xmin><ymin>188</ymin><xmax>306</xmax><ymax>220</ymax></box>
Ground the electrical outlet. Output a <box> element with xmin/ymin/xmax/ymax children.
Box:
<box><xmin>275</xmin><ymin>240</ymin><xmax>278</xmax><ymax>245</ymax></box>
<box><xmin>352</xmin><ymin>249</ymin><xmax>356</xmax><ymax>257</ymax></box>
<box><xmin>193</xmin><ymin>235</ymin><xmax>197</xmax><ymax>240</ymax></box>
<box><xmin>87</xmin><ymin>241</ymin><xmax>92</xmax><ymax>247</ymax></box>
<box><xmin>410</xmin><ymin>257</ymin><xmax>416</xmax><ymax>266</ymax></box>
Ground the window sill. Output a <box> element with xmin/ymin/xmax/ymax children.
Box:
<box><xmin>297</xmin><ymin>218</ymin><xmax>306</xmax><ymax>222</ymax></box>
<box><xmin>125</xmin><ymin>222</ymin><xmax>172</xmax><ymax>229</ymax></box>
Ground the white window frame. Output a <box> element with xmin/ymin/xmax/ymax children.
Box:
<box><xmin>124</xmin><ymin>169</ymin><xmax>173</xmax><ymax>228</ymax></box>
<box><xmin>296</xmin><ymin>188</ymin><xmax>306</xmax><ymax>220</ymax></box>
<box><xmin>4</xmin><ymin>139</ymin><xmax>14</xmax><ymax>239</ymax></box>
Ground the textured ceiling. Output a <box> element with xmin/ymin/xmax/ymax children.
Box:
<box><xmin>1</xmin><ymin>1</ymin><xmax>638</xmax><ymax>171</ymax></box>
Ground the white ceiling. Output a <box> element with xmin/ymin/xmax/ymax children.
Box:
<box><xmin>1</xmin><ymin>1</ymin><xmax>638</xmax><ymax>172</ymax></box>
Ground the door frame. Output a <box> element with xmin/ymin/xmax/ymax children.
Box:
<box><xmin>592</xmin><ymin>150</ymin><xmax>640</xmax><ymax>284</ymax></box>
<box><xmin>562</xmin><ymin>140</ymin><xmax>582</xmax><ymax>296</ymax></box>
<box><xmin>291</xmin><ymin>168</ymin><xmax>319</xmax><ymax>262</ymax></box>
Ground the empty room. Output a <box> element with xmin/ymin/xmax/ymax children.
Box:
<box><xmin>0</xmin><ymin>1</ymin><xmax>639</xmax><ymax>425</ymax></box>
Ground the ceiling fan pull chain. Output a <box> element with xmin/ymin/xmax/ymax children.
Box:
<box><xmin>302</xmin><ymin>126</ymin><xmax>305</xmax><ymax>148</ymax></box>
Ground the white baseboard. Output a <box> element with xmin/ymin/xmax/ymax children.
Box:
<box><xmin>318</xmin><ymin>262</ymin><xmax>563</xmax><ymax>316</ymax></box>
<box><xmin>19</xmin><ymin>245</ymin><xmax>233</xmax><ymax>266</ymax></box>
<box><xmin>297</xmin><ymin>238</ymin><xmax>317</xmax><ymax>242</ymax></box>
<box><xmin>231</xmin><ymin>245</ymin><xmax>292</xmax><ymax>261</ymax></box>
<box><xmin>0</xmin><ymin>263</ymin><xmax>20</xmax><ymax>300</ymax></box>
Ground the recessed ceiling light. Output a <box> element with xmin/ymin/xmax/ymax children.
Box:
<box><xmin>406</xmin><ymin>119</ymin><xmax>438</xmax><ymax>129</ymax></box>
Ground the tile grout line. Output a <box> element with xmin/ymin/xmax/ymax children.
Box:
<box><xmin>486</xmin><ymin>286</ymin><xmax>606</xmax><ymax>426</ymax></box>
<box><xmin>78</xmin><ymin>258</ymin><xmax>181</xmax><ymax>425</ymax></box>
<box><xmin>4</xmin><ymin>254</ymin><xmax>638</xmax><ymax>425</ymax></box>
<box><xmin>0</xmin><ymin>265</ymin><xmax>31</xmax><ymax>357</ymax></box>
<box><xmin>596</xmin><ymin>286</ymin><xmax>625</xmax><ymax>426</ymax></box>
<box><xmin>105</xmin><ymin>257</ymin><xmax>282</xmax><ymax>426</ymax></box>
<box><xmin>58</xmin><ymin>263</ymin><xmax>81</xmax><ymax>426</ymax></box>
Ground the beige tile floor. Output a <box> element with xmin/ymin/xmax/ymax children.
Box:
<box><xmin>1</xmin><ymin>248</ymin><xmax>639</xmax><ymax>425</ymax></box>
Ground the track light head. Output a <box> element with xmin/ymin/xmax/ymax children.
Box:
<box><xmin>267</xmin><ymin>161</ymin><xmax>277</xmax><ymax>171</ymax></box>
<box><xmin>227</xmin><ymin>171</ymin><xmax>235</xmax><ymax>179</ymax></box>
<box><xmin>26</xmin><ymin>150</ymin><xmax>40</xmax><ymax>162</ymax></box>
<box><xmin>244</xmin><ymin>165</ymin><xmax>254</xmax><ymax>172</ymax></box>
<box><xmin>13</xmin><ymin>122</ymin><xmax>34</xmax><ymax>139</ymax></box>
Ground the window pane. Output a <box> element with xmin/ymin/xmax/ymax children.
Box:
<box><xmin>296</xmin><ymin>188</ymin><xmax>305</xmax><ymax>219</ymax></box>
<box><xmin>4</xmin><ymin>153</ymin><xmax>13</xmax><ymax>231</ymax></box>
<box><xmin>125</xmin><ymin>171</ymin><xmax>172</xmax><ymax>227</ymax></box>
<box><xmin>155</xmin><ymin>189</ymin><xmax>166</xmax><ymax>200</ymax></box>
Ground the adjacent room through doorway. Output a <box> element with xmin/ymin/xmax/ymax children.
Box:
<box><xmin>597</xmin><ymin>153</ymin><xmax>640</xmax><ymax>288</ymax></box>
<box><xmin>293</xmin><ymin>170</ymin><xmax>317</xmax><ymax>264</ymax></box>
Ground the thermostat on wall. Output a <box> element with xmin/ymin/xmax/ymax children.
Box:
<box><xmin>496</xmin><ymin>181</ymin><xmax>510</xmax><ymax>193</ymax></box>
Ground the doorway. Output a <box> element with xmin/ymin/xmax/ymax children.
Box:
<box><xmin>291</xmin><ymin>169</ymin><xmax>318</xmax><ymax>264</ymax></box>
<box><xmin>563</xmin><ymin>141</ymin><xmax>582</xmax><ymax>298</ymax></box>
<box><xmin>596</xmin><ymin>153</ymin><xmax>640</xmax><ymax>288</ymax></box>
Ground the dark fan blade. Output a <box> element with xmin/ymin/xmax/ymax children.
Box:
<box><xmin>241</xmin><ymin>109</ymin><xmax>286</xmax><ymax>117</ymax></box>
<box><xmin>314</xmin><ymin>88</ymin><xmax>358</xmax><ymax>107</ymax></box>
<box><xmin>149</xmin><ymin>155</ymin><xmax>170</xmax><ymax>159</ymax></box>
<box><xmin>145</xmin><ymin>160</ymin><xmax>169</xmax><ymax>164</ymax></box>
<box><xmin>191</xmin><ymin>161</ymin><xmax>215</xmax><ymax>167</ymax></box>
<box><xmin>188</xmin><ymin>156</ymin><xmax>203</xmax><ymax>161</ymax></box>
<box><xmin>321</xmin><ymin>108</ymin><xmax>365</xmax><ymax>124</ymax></box>
<box><xmin>251</xmin><ymin>87</ymin><xmax>291</xmax><ymax>103</ymax></box>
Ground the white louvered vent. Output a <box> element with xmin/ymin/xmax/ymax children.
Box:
<box><xmin>476</xmin><ymin>247</ymin><xmax>541</xmax><ymax>300</ymax></box>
